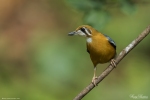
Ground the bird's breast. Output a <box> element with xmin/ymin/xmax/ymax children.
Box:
<box><xmin>87</xmin><ymin>36</ymin><xmax>116</xmax><ymax>65</ymax></box>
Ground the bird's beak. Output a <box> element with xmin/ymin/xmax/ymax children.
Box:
<box><xmin>68</xmin><ymin>31</ymin><xmax>76</xmax><ymax>36</ymax></box>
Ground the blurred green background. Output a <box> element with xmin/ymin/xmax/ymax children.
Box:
<box><xmin>0</xmin><ymin>0</ymin><xmax>150</xmax><ymax>100</ymax></box>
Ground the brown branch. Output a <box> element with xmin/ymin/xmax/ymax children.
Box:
<box><xmin>73</xmin><ymin>25</ymin><xmax>150</xmax><ymax>100</ymax></box>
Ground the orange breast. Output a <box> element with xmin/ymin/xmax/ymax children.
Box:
<box><xmin>87</xmin><ymin>34</ymin><xmax>116</xmax><ymax>67</ymax></box>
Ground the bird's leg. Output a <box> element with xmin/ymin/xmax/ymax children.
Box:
<box><xmin>111</xmin><ymin>59</ymin><xmax>116</xmax><ymax>68</ymax></box>
<box><xmin>92</xmin><ymin>67</ymin><xmax>98</xmax><ymax>86</ymax></box>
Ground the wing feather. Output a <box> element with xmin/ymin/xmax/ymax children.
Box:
<box><xmin>103</xmin><ymin>34</ymin><xmax>116</xmax><ymax>50</ymax></box>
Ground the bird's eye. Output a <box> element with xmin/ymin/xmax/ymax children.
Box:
<box><xmin>80</xmin><ymin>27</ymin><xmax>91</xmax><ymax>36</ymax></box>
<box><xmin>80</xmin><ymin>27</ymin><xmax>86</xmax><ymax>33</ymax></box>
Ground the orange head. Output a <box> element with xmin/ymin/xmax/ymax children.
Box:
<box><xmin>68</xmin><ymin>25</ymin><xmax>98</xmax><ymax>37</ymax></box>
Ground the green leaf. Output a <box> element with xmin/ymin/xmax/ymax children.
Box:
<box><xmin>120</xmin><ymin>0</ymin><xmax>136</xmax><ymax>15</ymax></box>
<box><xmin>84</xmin><ymin>10</ymin><xmax>111</xmax><ymax>30</ymax></box>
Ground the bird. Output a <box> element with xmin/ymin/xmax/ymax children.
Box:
<box><xmin>68</xmin><ymin>25</ymin><xmax>116</xmax><ymax>86</ymax></box>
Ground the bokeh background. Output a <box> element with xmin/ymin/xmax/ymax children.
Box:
<box><xmin>0</xmin><ymin>0</ymin><xmax>150</xmax><ymax>100</ymax></box>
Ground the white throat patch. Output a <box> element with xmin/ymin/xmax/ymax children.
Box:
<box><xmin>87</xmin><ymin>37</ymin><xmax>92</xmax><ymax>43</ymax></box>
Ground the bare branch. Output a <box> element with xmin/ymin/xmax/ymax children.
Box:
<box><xmin>73</xmin><ymin>25</ymin><xmax>150</xmax><ymax>100</ymax></box>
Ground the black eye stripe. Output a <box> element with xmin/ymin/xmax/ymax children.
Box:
<box><xmin>80</xmin><ymin>27</ymin><xmax>91</xmax><ymax>34</ymax></box>
<box><xmin>80</xmin><ymin>27</ymin><xmax>86</xmax><ymax>33</ymax></box>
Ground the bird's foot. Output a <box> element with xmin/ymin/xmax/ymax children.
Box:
<box><xmin>111</xmin><ymin>59</ymin><xmax>116</xmax><ymax>68</ymax></box>
<box><xmin>92</xmin><ymin>76</ymin><xmax>98</xmax><ymax>86</ymax></box>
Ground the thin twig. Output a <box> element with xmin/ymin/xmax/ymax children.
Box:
<box><xmin>73</xmin><ymin>25</ymin><xmax>150</xmax><ymax>100</ymax></box>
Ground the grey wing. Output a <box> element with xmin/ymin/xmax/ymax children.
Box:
<box><xmin>103</xmin><ymin>34</ymin><xmax>116</xmax><ymax>50</ymax></box>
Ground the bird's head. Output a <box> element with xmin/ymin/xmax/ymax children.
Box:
<box><xmin>68</xmin><ymin>25</ymin><xmax>97</xmax><ymax>37</ymax></box>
